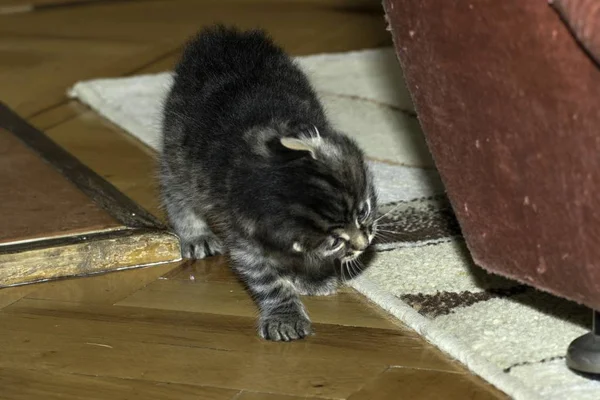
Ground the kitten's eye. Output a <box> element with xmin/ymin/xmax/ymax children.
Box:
<box><xmin>330</xmin><ymin>237</ymin><xmax>344</xmax><ymax>250</ymax></box>
<box><xmin>358</xmin><ymin>205</ymin><xmax>369</xmax><ymax>220</ymax></box>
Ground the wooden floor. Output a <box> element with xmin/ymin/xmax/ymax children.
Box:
<box><xmin>0</xmin><ymin>1</ymin><xmax>507</xmax><ymax>398</ymax></box>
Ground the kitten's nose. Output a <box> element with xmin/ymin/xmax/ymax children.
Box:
<box><xmin>350</xmin><ymin>232</ymin><xmax>369</xmax><ymax>251</ymax></box>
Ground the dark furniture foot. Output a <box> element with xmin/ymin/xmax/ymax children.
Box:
<box><xmin>567</xmin><ymin>310</ymin><xmax>600</xmax><ymax>374</ymax></box>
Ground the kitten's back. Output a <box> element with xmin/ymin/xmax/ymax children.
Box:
<box><xmin>173</xmin><ymin>25</ymin><xmax>290</xmax><ymax>91</ymax></box>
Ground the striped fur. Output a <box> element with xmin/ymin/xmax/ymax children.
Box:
<box><xmin>159</xmin><ymin>25</ymin><xmax>378</xmax><ymax>341</ymax></box>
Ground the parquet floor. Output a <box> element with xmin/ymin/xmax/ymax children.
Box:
<box><xmin>0</xmin><ymin>1</ymin><xmax>508</xmax><ymax>398</ymax></box>
<box><xmin>0</xmin><ymin>258</ymin><xmax>506</xmax><ymax>399</ymax></box>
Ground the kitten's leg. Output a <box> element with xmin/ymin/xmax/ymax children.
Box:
<box><xmin>166</xmin><ymin>205</ymin><xmax>223</xmax><ymax>259</ymax></box>
<box><xmin>160</xmin><ymin>157</ymin><xmax>223</xmax><ymax>259</ymax></box>
<box><xmin>294</xmin><ymin>275</ymin><xmax>339</xmax><ymax>296</ymax></box>
<box><xmin>231</xmin><ymin>248</ymin><xmax>312</xmax><ymax>341</ymax></box>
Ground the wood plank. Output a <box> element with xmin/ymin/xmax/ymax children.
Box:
<box><xmin>116</xmin><ymin>278</ymin><xmax>400</xmax><ymax>330</ymax></box>
<box><xmin>0</xmin><ymin>35</ymin><xmax>171</xmax><ymax>117</ymax></box>
<box><xmin>43</xmin><ymin>110</ymin><xmax>164</xmax><ymax>217</ymax></box>
<box><xmin>0</xmin><ymin>1</ymin><xmax>390</xmax><ymax>53</ymax></box>
<box><xmin>0</xmin><ymin>0</ymin><xmax>382</xmax><ymax>16</ymax></box>
<box><xmin>160</xmin><ymin>257</ymin><xmax>238</xmax><ymax>283</ymax></box>
<box><xmin>0</xmin><ymin>230</ymin><xmax>180</xmax><ymax>287</ymax></box>
<box><xmin>0</xmin><ymin>367</ymin><xmax>238</xmax><ymax>400</ymax></box>
<box><xmin>346</xmin><ymin>367</ymin><xmax>507</xmax><ymax>400</ymax></box>
<box><xmin>0</xmin><ymin>317</ymin><xmax>387</xmax><ymax>398</ymax></box>
<box><xmin>236</xmin><ymin>392</ymin><xmax>324</xmax><ymax>400</ymax></box>
<box><xmin>0</xmin><ymin>104</ymin><xmax>181</xmax><ymax>287</ymax></box>
<box><xmin>0</xmin><ymin>103</ymin><xmax>161</xmax><ymax>229</ymax></box>
<box><xmin>28</xmin><ymin>101</ymin><xmax>85</xmax><ymax>131</ymax></box>
<box><xmin>0</xmin><ymin>0</ymin><xmax>100</xmax><ymax>8</ymax></box>
<box><xmin>156</xmin><ymin>257</ymin><xmax>399</xmax><ymax>323</ymax></box>
<box><xmin>4</xmin><ymin>298</ymin><xmax>458</xmax><ymax>371</ymax></box>
<box><xmin>134</xmin><ymin>50</ymin><xmax>181</xmax><ymax>74</ymax></box>
<box><xmin>0</xmin><ymin>128</ymin><xmax>121</xmax><ymax>244</ymax></box>
<box><xmin>0</xmin><ymin>285</ymin><xmax>36</xmax><ymax>309</ymax></box>
<box><xmin>25</xmin><ymin>262</ymin><xmax>182</xmax><ymax>304</ymax></box>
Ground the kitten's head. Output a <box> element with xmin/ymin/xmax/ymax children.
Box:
<box><xmin>273</xmin><ymin>125</ymin><xmax>378</xmax><ymax>266</ymax></box>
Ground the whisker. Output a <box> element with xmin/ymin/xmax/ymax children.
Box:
<box><xmin>356</xmin><ymin>260</ymin><xmax>367</xmax><ymax>277</ymax></box>
<box><xmin>347</xmin><ymin>260</ymin><xmax>357</xmax><ymax>280</ymax></box>
<box><xmin>374</xmin><ymin>236</ymin><xmax>395</xmax><ymax>244</ymax></box>
<box><xmin>351</xmin><ymin>259</ymin><xmax>362</xmax><ymax>280</ymax></box>
<box><xmin>313</xmin><ymin>125</ymin><xmax>321</xmax><ymax>138</ymax></box>
<box><xmin>353</xmin><ymin>260</ymin><xmax>362</xmax><ymax>279</ymax></box>
<box><xmin>376</xmin><ymin>229</ymin><xmax>404</xmax><ymax>234</ymax></box>
<box><xmin>345</xmin><ymin>261</ymin><xmax>353</xmax><ymax>282</ymax></box>
<box><xmin>374</xmin><ymin>231</ymin><xmax>396</xmax><ymax>240</ymax></box>
<box><xmin>375</xmin><ymin>203</ymin><xmax>404</xmax><ymax>222</ymax></box>
<box><xmin>341</xmin><ymin>260</ymin><xmax>351</xmax><ymax>283</ymax></box>
<box><xmin>374</xmin><ymin>234</ymin><xmax>401</xmax><ymax>245</ymax></box>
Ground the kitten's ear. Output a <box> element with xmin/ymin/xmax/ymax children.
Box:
<box><xmin>280</xmin><ymin>137</ymin><xmax>318</xmax><ymax>159</ymax></box>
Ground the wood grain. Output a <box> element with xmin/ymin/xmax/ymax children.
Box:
<box><xmin>42</xmin><ymin>109</ymin><xmax>165</xmax><ymax>218</ymax></box>
<box><xmin>236</xmin><ymin>392</ymin><xmax>325</xmax><ymax>400</ymax></box>
<box><xmin>4</xmin><ymin>296</ymin><xmax>458</xmax><ymax>371</ymax></box>
<box><xmin>347</xmin><ymin>367</ymin><xmax>507</xmax><ymax>400</ymax></box>
<box><xmin>0</xmin><ymin>230</ymin><xmax>180</xmax><ymax>287</ymax></box>
<box><xmin>0</xmin><ymin>323</ymin><xmax>387</xmax><ymax>398</ymax></box>
<box><xmin>0</xmin><ymin>367</ymin><xmax>238</xmax><ymax>400</ymax></box>
<box><xmin>0</xmin><ymin>128</ymin><xmax>120</xmax><ymax>244</ymax></box>
<box><xmin>0</xmin><ymin>35</ymin><xmax>171</xmax><ymax>118</ymax></box>
<box><xmin>25</xmin><ymin>261</ymin><xmax>181</xmax><ymax>303</ymax></box>
<box><xmin>0</xmin><ymin>104</ymin><xmax>179</xmax><ymax>287</ymax></box>
<box><xmin>0</xmin><ymin>255</ymin><xmax>502</xmax><ymax>398</ymax></box>
<box><xmin>0</xmin><ymin>285</ymin><xmax>36</xmax><ymax>308</ymax></box>
<box><xmin>116</xmin><ymin>278</ymin><xmax>400</xmax><ymax>330</ymax></box>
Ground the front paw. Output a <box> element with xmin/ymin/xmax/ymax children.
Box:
<box><xmin>259</xmin><ymin>312</ymin><xmax>312</xmax><ymax>342</ymax></box>
<box><xmin>181</xmin><ymin>234</ymin><xmax>223</xmax><ymax>259</ymax></box>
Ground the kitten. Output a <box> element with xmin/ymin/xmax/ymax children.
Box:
<box><xmin>159</xmin><ymin>25</ymin><xmax>378</xmax><ymax>341</ymax></box>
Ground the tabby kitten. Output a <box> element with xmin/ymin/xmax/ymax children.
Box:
<box><xmin>159</xmin><ymin>25</ymin><xmax>378</xmax><ymax>341</ymax></box>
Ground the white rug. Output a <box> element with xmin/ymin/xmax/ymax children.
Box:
<box><xmin>68</xmin><ymin>48</ymin><xmax>598</xmax><ymax>400</ymax></box>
